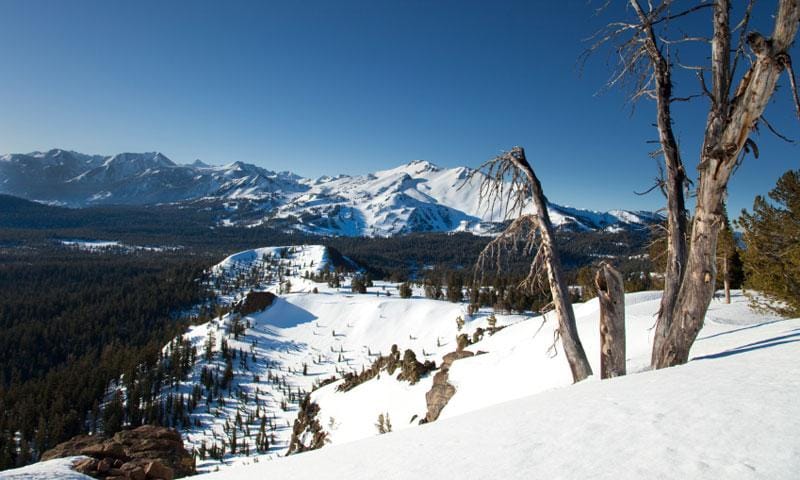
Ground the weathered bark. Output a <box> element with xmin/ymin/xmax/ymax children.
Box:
<box><xmin>595</xmin><ymin>263</ymin><xmax>626</xmax><ymax>379</ymax></box>
<box><xmin>629</xmin><ymin>1</ymin><xmax>689</xmax><ymax>366</ymax></box>
<box><xmin>652</xmin><ymin>0</ymin><xmax>800</xmax><ymax>368</ymax></box>
<box><xmin>507</xmin><ymin>148</ymin><xmax>593</xmax><ymax>382</ymax></box>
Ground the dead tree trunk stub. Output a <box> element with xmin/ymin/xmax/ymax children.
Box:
<box><xmin>595</xmin><ymin>262</ymin><xmax>626</xmax><ymax>379</ymax></box>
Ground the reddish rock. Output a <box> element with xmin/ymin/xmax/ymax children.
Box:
<box><xmin>120</xmin><ymin>463</ymin><xmax>147</xmax><ymax>480</ymax></box>
<box><xmin>43</xmin><ymin>425</ymin><xmax>194</xmax><ymax>478</ymax></box>
<box><xmin>144</xmin><ymin>460</ymin><xmax>174</xmax><ymax>480</ymax></box>
<box><xmin>72</xmin><ymin>457</ymin><xmax>98</xmax><ymax>474</ymax></box>
<box><xmin>97</xmin><ymin>457</ymin><xmax>112</xmax><ymax>473</ymax></box>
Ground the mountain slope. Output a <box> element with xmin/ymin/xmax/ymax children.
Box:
<box><xmin>7</xmin><ymin>294</ymin><xmax>799</xmax><ymax>479</ymax></box>
<box><xmin>0</xmin><ymin>150</ymin><xmax>660</xmax><ymax>236</ymax></box>
<box><xmin>196</xmin><ymin>312</ymin><xmax>800</xmax><ymax>480</ymax></box>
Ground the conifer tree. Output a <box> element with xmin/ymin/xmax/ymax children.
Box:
<box><xmin>739</xmin><ymin>170</ymin><xmax>800</xmax><ymax>316</ymax></box>
<box><xmin>398</xmin><ymin>282</ymin><xmax>412</xmax><ymax>298</ymax></box>
<box><xmin>716</xmin><ymin>207</ymin><xmax>743</xmax><ymax>304</ymax></box>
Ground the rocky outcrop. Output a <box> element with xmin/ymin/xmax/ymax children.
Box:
<box><xmin>41</xmin><ymin>425</ymin><xmax>194</xmax><ymax>479</ymax></box>
<box><xmin>338</xmin><ymin>344</ymin><xmax>436</xmax><ymax>392</ymax></box>
<box><xmin>424</xmin><ymin>347</ymin><xmax>477</xmax><ymax>423</ymax></box>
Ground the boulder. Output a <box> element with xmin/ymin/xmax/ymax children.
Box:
<box><xmin>144</xmin><ymin>460</ymin><xmax>174</xmax><ymax>480</ymax></box>
<box><xmin>120</xmin><ymin>462</ymin><xmax>147</xmax><ymax>480</ymax></box>
<box><xmin>72</xmin><ymin>457</ymin><xmax>98</xmax><ymax>475</ymax></box>
<box><xmin>41</xmin><ymin>434</ymin><xmax>106</xmax><ymax>461</ymax></box>
<box><xmin>96</xmin><ymin>457</ymin><xmax>112</xmax><ymax>473</ymax></box>
<box><xmin>42</xmin><ymin>425</ymin><xmax>194</xmax><ymax>478</ymax></box>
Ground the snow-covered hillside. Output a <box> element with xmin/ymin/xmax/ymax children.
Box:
<box><xmin>7</xmin><ymin>283</ymin><xmax>799</xmax><ymax>479</ymax></box>
<box><xmin>135</xmin><ymin>245</ymin><xmax>800</xmax><ymax>474</ymax></box>
<box><xmin>0</xmin><ymin>149</ymin><xmax>659</xmax><ymax>236</ymax></box>
<box><xmin>151</xmin><ymin>244</ymin><xmax>530</xmax><ymax>471</ymax></box>
<box><xmin>194</xmin><ymin>307</ymin><xmax>800</xmax><ymax>480</ymax></box>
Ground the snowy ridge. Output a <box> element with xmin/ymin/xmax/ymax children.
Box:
<box><xmin>6</xmin><ymin>288</ymin><xmax>799</xmax><ymax>479</ymax></box>
<box><xmin>0</xmin><ymin>150</ymin><xmax>660</xmax><ymax>236</ymax></box>
<box><xmin>130</xmin><ymin>240</ymin><xmax>800</xmax><ymax>474</ymax></box>
<box><xmin>138</xmin><ymin>244</ymin><xmax>528</xmax><ymax>472</ymax></box>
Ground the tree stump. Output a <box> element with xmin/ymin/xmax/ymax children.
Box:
<box><xmin>595</xmin><ymin>262</ymin><xmax>626</xmax><ymax>379</ymax></box>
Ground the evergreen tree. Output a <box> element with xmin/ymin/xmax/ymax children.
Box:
<box><xmin>445</xmin><ymin>272</ymin><xmax>464</xmax><ymax>303</ymax></box>
<box><xmin>716</xmin><ymin>206</ymin><xmax>744</xmax><ymax>303</ymax></box>
<box><xmin>103</xmin><ymin>390</ymin><xmax>125</xmax><ymax>435</ymax></box>
<box><xmin>739</xmin><ymin>170</ymin><xmax>800</xmax><ymax>316</ymax></box>
<box><xmin>398</xmin><ymin>282</ymin><xmax>412</xmax><ymax>298</ymax></box>
<box><xmin>350</xmin><ymin>276</ymin><xmax>367</xmax><ymax>294</ymax></box>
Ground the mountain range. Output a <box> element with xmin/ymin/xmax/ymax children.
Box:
<box><xmin>0</xmin><ymin>149</ymin><xmax>660</xmax><ymax>236</ymax></box>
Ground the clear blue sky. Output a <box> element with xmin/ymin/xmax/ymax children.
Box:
<box><xmin>0</xmin><ymin>0</ymin><xmax>797</xmax><ymax>214</ymax></box>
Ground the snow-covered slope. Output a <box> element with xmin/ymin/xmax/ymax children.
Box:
<box><xmin>114</xmin><ymin>241</ymin><xmax>800</xmax><ymax>475</ymax></box>
<box><xmin>128</xmin><ymin>243</ymin><xmax>800</xmax><ymax>476</ymax></box>
<box><xmin>194</xmin><ymin>310</ymin><xmax>800</xmax><ymax>480</ymax></box>
<box><xmin>0</xmin><ymin>150</ymin><xmax>659</xmax><ymax>236</ymax></box>
<box><xmin>140</xmin><ymin>244</ymin><xmax>527</xmax><ymax>471</ymax></box>
<box><xmin>8</xmin><ymin>289</ymin><xmax>799</xmax><ymax>479</ymax></box>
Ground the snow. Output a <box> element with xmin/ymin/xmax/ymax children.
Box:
<box><xmin>148</xmin><ymin>242</ymin><xmax>799</xmax><ymax>477</ymax></box>
<box><xmin>58</xmin><ymin>239</ymin><xmax>180</xmax><ymax>253</ymax></box>
<box><xmin>59</xmin><ymin>239</ymin><xmax>121</xmax><ymax>250</ymax></box>
<box><xmin>0</xmin><ymin>457</ymin><xmax>91</xmax><ymax>479</ymax></box>
<box><xmin>2</xmin><ymin>245</ymin><xmax>798</xmax><ymax>480</ymax></box>
<box><xmin>155</xmin><ymin>245</ymin><xmax>527</xmax><ymax>471</ymax></box>
<box><xmin>189</xmin><ymin>291</ymin><xmax>800</xmax><ymax>480</ymax></box>
<box><xmin>147</xmin><ymin>242</ymin><xmax>797</xmax><ymax>478</ymax></box>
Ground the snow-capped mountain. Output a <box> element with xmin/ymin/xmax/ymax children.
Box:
<box><xmin>0</xmin><ymin>149</ymin><xmax>302</xmax><ymax>208</ymax></box>
<box><xmin>0</xmin><ymin>149</ymin><xmax>660</xmax><ymax>236</ymax></box>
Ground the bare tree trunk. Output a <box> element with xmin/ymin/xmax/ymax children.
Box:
<box><xmin>508</xmin><ymin>149</ymin><xmax>593</xmax><ymax>382</ymax></box>
<box><xmin>723</xmin><ymin>257</ymin><xmax>731</xmax><ymax>304</ymax></box>
<box><xmin>652</xmin><ymin>0</ymin><xmax>800</xmax><ymax>368</ymax></box>
<box><xmin>595</xmin><ymin>263</ymin><xmax>626</xmax><ymax>379</ymax></box>
<box><xmin>628</xmin><ymin>1</ymin><xmax>688</xmax><ymax>367</ymax></box>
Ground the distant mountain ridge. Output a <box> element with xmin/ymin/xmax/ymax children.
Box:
<box><xmin>0</xmin><ymin>149</ymin><xmax>661</xmax><ymax>236</ymax></box>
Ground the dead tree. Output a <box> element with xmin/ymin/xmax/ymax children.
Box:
<box><xmin>590</xmin><ymin>0</ymin><xmax>800</xmax><ymax>368</ymax></box>
<box><xmin>595</xmin><ymin>263</ymin><xmax>626</xmax><ymax>379</ymax></box>
<box><xmin>470</xmin><ymin>147</ymin><xmax>592</xmax><ymax>383</ymax></box>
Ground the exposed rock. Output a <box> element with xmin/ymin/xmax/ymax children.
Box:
<box><xmin>120</xmin><ymin>462</ymin><xmax>146</xmax><ymax>480</ymax></box>
<box><xmin>97</xmin><ymin>458</ymin><xmax>112</xmax><ymax>473</ymax></box>
<box><xmin>42</xmin><ymin>425</ymin><xmax>194</xmax><ymax>478</ymax></box>
<box><xmin>339</xmin><ymin>345</ymin><xmax>436</xmax><ymax>392</ymax></box>
<box><xmin>73</xmin><ymin>457</ymin><xmax>98</xmax><ymax>475</ymax></box>
<box><xmin>425</xmin><ymin>370</ymin><xmax>457</xmax><ymax>423</ymax></box>
<box><xmin>424</xmin><ymin>348</ymin><xmax>475</xmax><ymax>423</ymax></box>
<box><xmin>144</xmin><ymin>460</ymin><xmax>174</xmax><ymax>480</ymax></box>
<box><xmin>41</xmin><ymin>434</ymin><xmax>106</xmax><ymax>461</ymax></box>
<box><xmin>442</xmin><ymin>350</ymin><xmax>474</xmax><ymax>366</ymax></box>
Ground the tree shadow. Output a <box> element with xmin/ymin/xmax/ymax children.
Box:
<box><xmin>696</xmin><ymin>319</ymin><xmax>784</xmax><ymax>341</ymax></box>
<box><xmin>692</xmin><ymin>329</ymin><xmax>800</xmax><ymax>361</ymax></box>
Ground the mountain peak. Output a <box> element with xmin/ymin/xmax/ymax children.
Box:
<box><xmin>190</xmin><ymin>159</ymin><xmax>211</xmax><ymax>168</ymax></box>
<box><xmin>406</xmin><ymin>159</ymin><xmax>440</xmax><ymax>171</ymax></box>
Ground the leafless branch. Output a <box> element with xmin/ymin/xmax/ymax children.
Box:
<box><xmin>779</xmin><ymin>54</ymin><xmax>800</xmax><ymax>119</ymax></box>
<box><xmin>731</xmin><ymin>0</ymin><xmax>756</xmax><ymax>84</ymax></box>
<box><xmin>758</xmin><ymin>115</ymin><xmax>796</xmax><ymax>143</ymax></box>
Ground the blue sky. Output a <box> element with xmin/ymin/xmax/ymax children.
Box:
<box><xmin>0</xmin><ymin>0</ymin><xmax>797</xmax><ymax>214</ymax></box>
